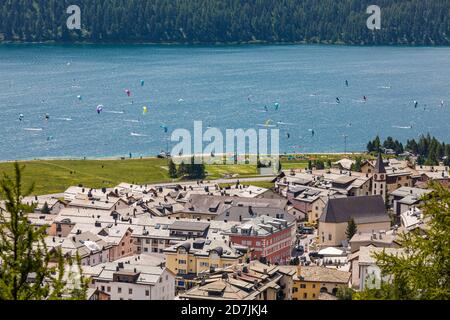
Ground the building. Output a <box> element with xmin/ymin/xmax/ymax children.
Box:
<box><xmin>290</xmin><ymin>266</ymin><xmax>351</xmax><ymax>300</ymax></box>
<box><xmin>176</xmin><ymin>194</ymin><xmax>288</xmax><ymax>220</ymax></box>
<box><xmin>348</xmin><ymin>246</ymin><xmax>403</xmax><ymax>290</ymax></box>
<box><xmin>164</xmin><ymin>238</ymin><xmax>250</xmax><ymax>291</ymax></box>
<box><xmin>389</xmin><ymin>187</ymin><xmax>432</xmax><ymax>217</ymax></box>
<box><xmin>56</xmin><ymin>231</ymin><xmax>111</xmax><ymax>266</ymax></box>
<box><xmin>318</xmin><ymin>195</ymin><xmax>391</xmax><ymax>247</ymax></box>
<box><xmin>132</xmin><ymin>224</ymin><xmax>177</xmax><ymax>255</ymax></box>
<box><xmin>226</xmin><ymin>216</ymin><xmax>294</xmax><ymax>264</ymax></box>
<box><xmin>168</xmin><ymin>220</ymin><xmax>211</xmax><ymax>239</ymax></box>
<box><xmin>22</xmin><ymin>196</ymin><xmax>66</xmax><ymax>215</ymax></box>
<box><xmin>349</xmin><ymin>230</ymin><xmax>400</xmax><ymax>253</ymax></box>
<box><xmin>89</xmin><ymin>254</ymin><xmax>175</xmax><ymax>300</ymax></box>
<box><xmin>372</xmin><ymin>153</ymin><xmax>387</xmax><ymax>202</ymax></box>
<box><xmin>179</xmin><ymin>261</ymin><xmax>292</xmax><ymax>300</ymax></box>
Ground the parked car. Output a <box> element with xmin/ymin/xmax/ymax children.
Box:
<box><xmin>309</xmin><ymin>252</ymin><xmax>323</xmax><ymax>259</ymax></box>
<box><xmin>300</xmin><ymin>227</ymin><xmax>314</xmax><ymax>235</ymax></box>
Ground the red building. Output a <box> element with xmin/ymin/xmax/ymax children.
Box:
<box><xmin>226</xmin><ymin>217</ymin><xmax>294</xmax><ymax>264</ymax></box>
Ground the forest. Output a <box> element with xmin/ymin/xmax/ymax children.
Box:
<box><xmin>0</xmin><ymin>0</ymin><xmax>448</xmax><ymax>44</ymax></box>
<box><xmin>367</xmin><ymin>134</ymin><xmax>450</xmax><ymax>166</ymax></box>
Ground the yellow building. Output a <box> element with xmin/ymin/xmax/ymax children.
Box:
<box><xmin>291</xmin><ymin>266</ymin><xmax>351</xmax><ymax>300</ymax></box>
<box><xmin>163</xmin><ymin>239</ymin><xmax>250</xmax><ymax>291</ymax></box>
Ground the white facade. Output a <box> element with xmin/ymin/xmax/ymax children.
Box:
<box><xmin>94</xmin><ymin>268</ymin><xmax>175</xmax><ymax>300</ymax></box>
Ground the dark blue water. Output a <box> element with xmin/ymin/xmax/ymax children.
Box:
<box><xmin>0</xmin><ymin>44</ymin><xmax>449</xmax><ymax>160</ymax></box>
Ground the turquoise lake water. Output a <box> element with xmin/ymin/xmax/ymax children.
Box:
<box><xmin>0</xmin><ymin>44</ymin><xmax>449</xmax><ymax>160</ymax></box>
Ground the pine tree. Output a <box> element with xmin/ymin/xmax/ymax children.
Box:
<box><xmin>177</xmin><ymin>162</ymin><xmax>187</xmax><ymax>178</ymax></box>
<box><xmin>168</xmin><ymin>159</ymin><xmax>178</xmax><ymax>179</ymax></box>
<box><xmin>345</xmin><ymin>218</ymin><xmax>357</xmax><ymax>240</ymax></box>
<box><xmin>0</xmin><ymin>162</ymin><xmax>88</xmax><ymax>300</ymax></box>
<box><xmin>354</xmin><ymin>157</ymin><xmax>362</xmax><ymax>172</ymax></box>
<box><xmin>41</xmin><ymin>201</ymin><xmax>51</xmax><ymax>214</ymax></box>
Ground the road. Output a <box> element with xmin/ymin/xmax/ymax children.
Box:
<box><xmin>146</xmin><ymin>176</ymin><xmax>277</xmax><ymax>188</ymax></box>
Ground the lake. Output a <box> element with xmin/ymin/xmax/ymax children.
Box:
<box><xmin>0</xmin><ymin>44</ymin><xmax>449</xmax><ymax>161</ymax></box>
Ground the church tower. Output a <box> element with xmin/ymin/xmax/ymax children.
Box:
<box><xmin>372</xmin><ymin>153</ymin><xmax>387</xmax><ymax>202</ymax></box>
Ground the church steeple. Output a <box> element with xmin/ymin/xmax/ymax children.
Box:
<box><xmin>372</xmin><ymin>153</ymin><xmax>387</xmax><ymax>203</ymax></box>
<box><xmin>374</xmin><ymin>153</ymin><xmax>386</xmax><ymax>173</ymax></box>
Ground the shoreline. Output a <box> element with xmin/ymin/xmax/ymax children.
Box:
<box><xmin>0</xmin><ymin>152</ymin><xmax>366</xmax><ymax>164</ymax></box>
<box><xmin>1</xmin><ymin>41</ymin><xmax>449</xmax><ymax>48</ymax></box>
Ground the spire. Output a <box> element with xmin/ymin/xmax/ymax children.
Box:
<box><xmin>374</xmin><ymin>153</ymin><xmax>386</xmax><ymax>173</ymax></box>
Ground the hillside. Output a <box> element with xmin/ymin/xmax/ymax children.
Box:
<box><xmin>0</xmin><ymin>0</ymin><xmax>448</xmax><ymax>45</ymax></box>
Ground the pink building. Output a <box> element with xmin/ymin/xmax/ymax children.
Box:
<box><xmin>226</xmin><ymin>217</ymin><xmax>294</xmax><ymax>264</ymax></box>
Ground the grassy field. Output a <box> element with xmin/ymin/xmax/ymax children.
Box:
<box><xmin>0</xmin><ymin>159</ymin><xmax>259</xmax><ymax>195</ymax></box>
<box><xmin>0</xmin><ymin>153</ymin><xmax>368</xmax><ymax>195</ymax></box>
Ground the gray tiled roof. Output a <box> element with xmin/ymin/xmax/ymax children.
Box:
<box><xmin>320</xmin><ymin>195</ymin><xmax>389</xmax><ymax>224</ymax></box>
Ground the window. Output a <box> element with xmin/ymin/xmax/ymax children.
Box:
<box><xmin>118</xmin><ymin>287</ymin><xmax>122</xmax><ymax>293</ymax></box>
<box><xmin>146</xmin><ymin>239</ymin><xmax>150</xmax><ymax>244</ymax></box>
<box><xmin>292</xmin><ymin>287</ymin><xmax>298</xmax><ymax>293</ymax></box>
<box><xmin>303</xmin><ymin>293</ymin><xmax>307</xmax><ymax>299</ymax></box>
<box><xmin>328</xmin><ymin>234</ymin><xmax>332</xmax><ymax>241</ymax></box>
<box><xmin>145</xmin><ymin>290</ymin><xmax>150</xmax><ymax>296</ymax></box>
<box><xmin>179</xmin><ymin>260</ymin><xmax>187</xmax><ymax>264</ymax></box>
<box><xmin>255</xmin><ymin>241</ymin><xmax>261</xmax><ymax>246</ymax></box>
<box><xmin>200</xmin><ymin>262</ymin><xmax>209</xmax><ymax>267</ymax></box>
<box><xmin>101</xmin><ymin>286</ymin><xmax>105</xmax><ymax>291</ymax></box>
<box><xmin>107</xmin><ymin>286</ymin><xmax>111</xmax><ymax>292</ymax></box>
<box><xmin>129</xmin><ymin>288</ymin><xmax>133</xmax><ymax>294</ymax></box>
<box><xmin>144</xmin><ymin>248</ymin><xmax>148</xmax><ymax>252</ymax></box>
<box><xmin>312</xmin><ymin>284</ymin><xmax>316</xmax><ymax>288</ymax></box>
<box><xmin>178</xmin><ymin>269</ymin><xmax>187</xmax><ymax>275</ymax></box>
<box><xmin>300</xmin><ymin>284</ymin><xmax>306</xmax><ymax>289</ymax></box>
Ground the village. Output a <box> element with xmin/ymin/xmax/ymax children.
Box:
<box><xmin>1</xmin><ymin>152</ymin><xmax>448</xmax><ymax>301</ymax></box>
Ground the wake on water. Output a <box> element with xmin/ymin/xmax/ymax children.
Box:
<box><xmin>104</xmin><ymin>111</ymin><xmax>125</xmax><ymax>114</ymax></box>
<box><xmin>130</xmin><ymin>132</ymin><xmax>147</xmax><ymax>137</ymax></box>
<box><xmin>392</xmin><ymin>125</ymin><xmax>412</xmax><ymax>129</ymax></box>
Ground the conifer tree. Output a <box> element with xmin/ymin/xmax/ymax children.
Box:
<box><xmin>345</xmin><ymin>218</ymin><xmax>358</xmax><ymax>241</ymax></box>
<box><xmin>354</xmin><ymin>183</ymin><xmax>450</xmax><ymax>300</ymax></box>
<box><xmin>168</xmin><ymin>159</ymin><xmax>178</xmax><ymax>179</ymax></box>
<box><xmin>0</xmin><ymin>162</ymin><xmax>88</xmax><ymax>300</ymax></box>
